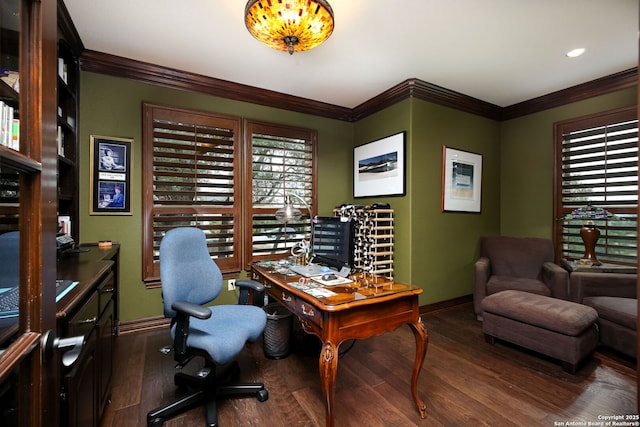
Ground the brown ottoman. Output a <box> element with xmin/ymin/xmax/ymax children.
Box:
<box><xmin>481</xmin><ymin>290</ymin><xmax>598</xmax><ymax>373</ymax></box>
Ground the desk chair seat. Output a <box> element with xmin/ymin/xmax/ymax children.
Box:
<box><xmin>173</xmin><ymin>304</ymin><xmax>266</xmax><ymax>364</ymax></box>
<box><xmin>147</xmin><ymin>227</ymin><xmax>268</xmax><ymax>427</ymax></box>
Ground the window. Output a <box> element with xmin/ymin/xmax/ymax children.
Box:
<box><xmin>142</xmin><ymin>106</ymin><xmax>317</xmax><ymax>284</ymax></box>
<box><xmin>243</xmin><ymin>120</ymin><xmax>317</xmax><ymax>270</ymax></box>
<box><xmin>142</xmin><ymin>104</ymin><xmax>242</xmax><ymax>283</ymax></box>
<box><xmin>554</xmin><ymin>106</ymin><xmax>638</xmax><ymax>265</ymax></box>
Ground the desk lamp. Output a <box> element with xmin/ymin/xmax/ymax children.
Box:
<box><xmin>275</xmin><ymin>193</ymin><xmax>313</xmax><ymax>223</ymax></box>
<box><xmin>275</xmin><ymin>193</ymin><xmax>313</xmax><ymax>263</ymax></box>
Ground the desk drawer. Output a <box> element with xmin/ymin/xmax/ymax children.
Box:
<box><xmin>250</xmin><ymin>270</ymin><xmax>270</xmax><ymax>288</ymax></box>
<box><xmin>296</xmin><ymin>300</ymin><xmax>322</xmax><ymax>329</ymax></box>
<box><xmin>275</xmin><ymin>289</ymin><xmax>296</xmax><ymax>311</ymax></box>
<box><xmin>68</xmin><ymin>291</ymin><xmax>99</xmax><ymax>338</ymax></box>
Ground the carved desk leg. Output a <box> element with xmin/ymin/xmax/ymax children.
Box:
<box><xmin>319</xmin><ymin>340</ymin><xmax>339</xmax><ymax>427</ymax></box>
<box><xmin>409</xmin><ymin>317</ymin><xmax>428</xmax><ymax>419</ymax></box>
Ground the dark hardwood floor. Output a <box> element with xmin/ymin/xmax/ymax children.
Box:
<box><xmin>100</xmin><ymin>302</ymin><xmax>637</xmax><ymax>426</ymax></box>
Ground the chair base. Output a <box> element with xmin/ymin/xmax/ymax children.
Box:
<box><xmin>147</xmin><ymin>361</ymin><xmax>268</xmax><ymax>427</ymax></box>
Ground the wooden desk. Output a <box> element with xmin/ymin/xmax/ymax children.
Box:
<box><xmin>250</xmin><ymin>262</ymin><xmax>428</xmax><ymax>427</ymax></box>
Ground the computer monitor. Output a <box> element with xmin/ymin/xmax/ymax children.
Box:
<box><xmin>311</xmin><ymin>217</ymin><xmax>355</xmax><ymax>271</ymax></box>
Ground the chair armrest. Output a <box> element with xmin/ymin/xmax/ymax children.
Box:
<box><xmin>237</xmin><ymin>280</ymin><xmax>265</xmax><ymax>293</ymax></box>
<box><xmin>237</xmin><ymin>279</ymin><xmax>265</xmax><ymax>307</ymax></box>
<box><xmin>569</xmin><ymin>272</ymin><xmax>637</xmax><ymax>303</ymax></box>
<box><xmin>473</xmin><ymin>257</ymin><xmax>491</xmax><ymax>316</ymax></box>
<box><xmin>541</xmin><ymin>262</ymin><xmax>569</xmax><ymax>300</ymax></box>
<box><xmin>170</xmin><ymin>301</ymin><xmax>212</xmax><ymax>364</ymax></box>
<box><xmin>171</xmin><ymin>301</ymin><xmax>212</xmax><ymax>320</ymax></box>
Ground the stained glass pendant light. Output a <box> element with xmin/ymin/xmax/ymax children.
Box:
<box><xmin>245</xmin><ymin>0</ymin><xmax>335</xmax><ymax>55</ymax></box>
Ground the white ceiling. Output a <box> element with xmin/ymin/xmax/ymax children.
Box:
<box><xmin>63</xmin><ymin>0</ymin><xmax>638</xmax><ymax>109</ymax></box>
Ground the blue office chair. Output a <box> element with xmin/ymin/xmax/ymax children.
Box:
<box><xmin>147</xmin><ymin>227</ymin><xmax>268</xmax><ymax>427</ymax></box>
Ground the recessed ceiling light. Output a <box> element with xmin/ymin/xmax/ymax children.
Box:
<box><xmin>566</xmin><ymin>48</ymin><xmax>586</xmax><ymax>58</ymax></box>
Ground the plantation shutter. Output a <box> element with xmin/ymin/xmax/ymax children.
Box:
<box><xmin>556</xmin><ymin>107</ymin><xmax>638</xmax><ymax>264</ymax></box>
<box><xmin>142</xmin><ymin>104</ymin><xmax>242</xmax><ymax>282</ymax></box>
<box><xmin>244</xmin><ymin>120</ymin><xmax>316</xmax><ymax>269</ymax></box>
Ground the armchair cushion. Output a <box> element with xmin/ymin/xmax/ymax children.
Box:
<box><xmin>481</xmin><ymin>235</ymin><xmax>554</xmax><ymax>279</ymax></box>
<box><xmin>486</xmin><ymin>276</ymin><xmax>551</xmax><ymax>296</ymax></box>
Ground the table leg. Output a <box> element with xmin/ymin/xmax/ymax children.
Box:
<box><xmin>408</xmin><ymin>317</ymin><xmax>428</xmax><ymax>419</ymax></box>
<box><xmin>319</xmin><ymin>340</ymin><xmax>339</xmax><ymax>427</ymax></box>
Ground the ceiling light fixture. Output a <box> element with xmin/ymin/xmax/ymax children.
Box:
<box><xmin>244</xmin><ymin>0</ymin><xmax>335</xmax><ymax>55</ymax></box>
<box><xmin>566</xmin><ymin>48</ymin><xmax>586</xmax><ymax>58</ymax></box>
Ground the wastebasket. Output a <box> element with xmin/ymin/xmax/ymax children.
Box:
<box><xmin>263</xmin><ymin>303</ymin><xmax>293</xmax><ymax>359</ymax></box>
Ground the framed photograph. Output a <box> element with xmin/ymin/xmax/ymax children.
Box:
<box><xmin>353</xmin><ymin>131</ymin><xmax>406</xmax><ymax>198</ymax></box>
<box><xmin>90</xmin><ymin>135</ymin><xmax>133</xmax><ymax>215</ymax></box>
<box><xmin>442</xmin><ymin>146</ymin><xmax>482</xmax><ymax>213</ymax></box>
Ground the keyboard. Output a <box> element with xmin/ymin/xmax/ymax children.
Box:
<box><xmin>0</xmin><ymin>280</ymin><xmax>78</xmax><ymax>318</ymax></box>
<box><xmin>56</xmin><ymin>279</ymin><xmax>78</xmax><ymax>301</ymax></box>
<box><xmin>0</xmin><ymin>287</ymin><xmax>18</xmax><ymax>318</ymax></box>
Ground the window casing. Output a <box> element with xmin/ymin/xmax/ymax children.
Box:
<box><xmin>243</xmin><ymin>120</ymin><xmax>317</xmax><ymax>270</ymax></box>
<box><xmin>142</xmin><ymin>106</ymin><xmax>317</xmax><ymax>284</ymax></box>
<box><xmin>554</xmin><ymin>106</ymin><xmax>638</xmax><ymax>265</ymax></box>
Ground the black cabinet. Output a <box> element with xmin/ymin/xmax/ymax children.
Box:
<box><xmin>58</xmin><ymin>244</ymin><xmax>120</xmax><ymax>427</ymax></box>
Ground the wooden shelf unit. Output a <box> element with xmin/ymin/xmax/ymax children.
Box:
<box><xmin>334</xmin><ymin>206</ymin><xmax>394</xmax><ymax>279</ymax></box>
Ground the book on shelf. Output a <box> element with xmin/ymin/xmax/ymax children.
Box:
<box><xmin>57</xmin><ymin>126</ymin><xmax>64</xmax><ymax>156</ymax></box>
<box><xmin>58</xmin><ymin>215</ymin><xmax>71</xmax><ymax>235</ymax></box>
<box><xmin>0</xmin><ymin>101</ymin><xmax>16</xmax><ymax>150</ymax></box>
<box><xmin>11</xmin><ymin>119</ymin><xmax>19</xmax><ymax>150</ymax></box>
<box><xmin>57</xmin><ymin>58</ymin><xmax>68</xmax><ymax>84</ymax></box>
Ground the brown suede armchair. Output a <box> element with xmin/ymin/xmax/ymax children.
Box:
<box><xmin>474</xmin><ymin>236</ymin><xmax>569</xmax><ymax>319</ymax></box>
<box><xmin>570</xmin><ymin>271</ymin><xmax>637</xmax><ymax>359</ymax></box>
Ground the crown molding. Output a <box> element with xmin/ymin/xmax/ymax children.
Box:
<box><xmin>80</xmin><ymin>50</ymin><xmax>353</xmax><ymax>122</ymax></box>
<box><xmin>351</xmin><ymin>78</ymin><xmax>503</xmax><ymax>122</ymax></box>
<box><xmin>501</xmin><ymin>68</ymin><xmax>638</xmax><ymax>121</ymax></box>
<box><xmin>80</xmin><ymin>50</ymin><xmax>637</xmax><ymax>123</ymax></box>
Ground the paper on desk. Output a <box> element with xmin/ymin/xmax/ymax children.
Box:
<box><xmin>306</xmin><ymin>287</ymin><xmax>337</xmax><ymax>298</ymax></box>
<box><xmin>312</xmin><ymin>276</ymin><xmax>353</xmax><ymax>287</ymax></box>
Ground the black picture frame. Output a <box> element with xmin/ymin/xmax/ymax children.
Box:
<box><xmin>90</xmin><ymin>135</ymin><xmax>133</xmax><ymax>215</ymax></box>
<box><xmin>353</xmin><ymin>131</ymin><xmax>406</xmax><ymax>198</ymax></box>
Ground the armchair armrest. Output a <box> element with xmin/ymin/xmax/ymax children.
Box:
<box><xmin>569</xmin><ymin>272</ymin><xmax>637</xmax><ymax>303</ymax></box>
<box><xmin>473</xmin><ymin>257</ymin><xmax>491</xmax><ymax>316</ymax></box>
<box><xmin>541</xmin><ymin>262</ymin><xmax>569</xmax><ymax>300</ymax></box>
<box><xmin>237</xmin><ymin>279</ymin><xmax>265</xmax><ymax>307</ymax></box>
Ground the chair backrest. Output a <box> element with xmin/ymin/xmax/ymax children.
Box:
<box><xmin>159</xmin><ymin>227</ymin><xmax>223</xmax><ymax>318</ymax></box>
<box><xmin>480</xmin><ymin>235</ymin><xmax>554</xmax><ymax>279</ymax></box>
<box><xmin>0</xmin><ymin>231</ymin><xmax>19</xmax><ymax>288</ymax></box>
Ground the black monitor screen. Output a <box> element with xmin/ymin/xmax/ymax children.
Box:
<box><xmin>311</xmin><ymin>217</ymin><xmax>355</xmax><ymax>270</ymax></box>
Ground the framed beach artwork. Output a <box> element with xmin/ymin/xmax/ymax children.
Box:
<box><xmin>353</xmin><ymin>131</ymin><xmax>406</xmax><ymax>198</ymax></box>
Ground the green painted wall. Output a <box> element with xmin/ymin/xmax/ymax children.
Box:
<box><xmin>352</xmin><ymin>99</ymin><xmax>501</xmax><ymax>306</ymax></box>
<box><xmin>79</xmin><ymin>72</ymin><xmax>353</xmax><ymax>322</ymax></box>
<box><xmin>409</xmin><ymin>99</ymin><xmax>501</xmax><ymax>305</ymax></box>
<box><xmin>79</xmin><ymin>70</ymin><xmax>637</xmax><ymax>321</ymax></box>
<box><xmin>500</xmin><ymin>88</ymin><xmax>637</xmax><ymax>238</ymax></box>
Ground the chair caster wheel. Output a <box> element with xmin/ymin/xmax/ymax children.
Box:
<box><xmin>257</xmin><ymin>388</ymin><xmax>269</xmax><ymax>402</ymax></box>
